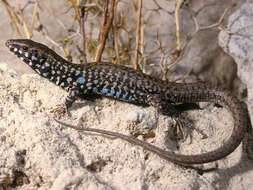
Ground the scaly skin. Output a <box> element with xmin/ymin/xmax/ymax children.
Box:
<box><xmin>5</xmin><ymin>39</ymin><xmax>248</xmax><ymax>165</ymax></box>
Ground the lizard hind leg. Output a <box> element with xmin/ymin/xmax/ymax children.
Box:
<box><xmin>146</xmin><ymin>94</ymin><xmax>180</xmax><ymax>117</ymax></box>
<box><xmin>146</xmin><ymin>94</ymin><xmax>186</xmax><ymax>140</ymax></box>
<box><xmin>146</xmin><ymin>94</ymin><xmax>207</xmax><ymax>141</ymax></box>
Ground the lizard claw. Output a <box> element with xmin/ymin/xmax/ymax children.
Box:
<box><xmin>170</xmin><ymin>115</ymin><xmax>208</xmax><ymax>142</ymax></box>
<box><xmin>50</xmin><ymin>104</ymin><xmax>70</xmax><ymax>118</ymax></box>
<box><xmin>171</xmin><ymin>117</ymin><xmax>187</xmax><ymax>141</ymax></box>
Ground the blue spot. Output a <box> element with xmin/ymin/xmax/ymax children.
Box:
<box><xmin>128</xmin><ymin>96</ymin><xmax>132</xmax><ymax>101</ymax></box>
<box><xmin>122</xmin><ymin>94</ymin><xmax>127</xmax><ymax>99</ymax></box>
<box><xmin>92</xmin><ymin>88</ymin><xmax>97</xmax><ymax>93</ymax></box>
<box><xmin>102</xmin><ymin>88</ymin><xmax>108</xmax><ymax>94</ymax></box>
<box><xmin>77</xmin><ymin>77</ymin><xmax>85</xmax><ymax>84</ymax></box>
<box><xmin>110</xmin><ymin>89</ymin><xmax>115</xmax><ymax>96</ymax></box>
<box><xmin>116</xmin><ymin>92</ymin><xmax>120</xmax><ymax>98</ymax></box>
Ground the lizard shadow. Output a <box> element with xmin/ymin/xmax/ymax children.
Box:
<box><xmin>70</xmin><ymin>94</ymin><xmax>151</xmax><ymax>112</ymax></box>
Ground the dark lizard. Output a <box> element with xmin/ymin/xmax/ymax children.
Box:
<box><xmin>5</xmin><ymin>39</ymin><xmax>248</xmax><ymax>165</ymax></box>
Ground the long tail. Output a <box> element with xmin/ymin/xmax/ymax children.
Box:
<box><xmin>55</xmin><ymin>81</ymin><xmax>248</xmax><ymax>165</ymax></box>
<box><xmin>161</xmin><ymin>82</ymin><xmax>248</xmax><ymax>164</ymax></box>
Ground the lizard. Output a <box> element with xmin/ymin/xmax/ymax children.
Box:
<box><xmin>5</xmin><ymin>39</ymin><xmax>248</xmax><ymax>165</ymax></box>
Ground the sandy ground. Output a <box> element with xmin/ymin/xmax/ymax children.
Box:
<box><xmin>1</xmin><ymin>1</ymin><xmax>253</xmax><ymax>189</ymax></box>
<box><xmin>1</xmin><ymin>63</ymin><xmax>253</xmax><ymax>189</ymax></box>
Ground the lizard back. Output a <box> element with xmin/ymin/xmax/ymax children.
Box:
<box><xmin>5</xmin><ymin>39</ymin><xmax>162</xmax><ymax>105</ymax></box>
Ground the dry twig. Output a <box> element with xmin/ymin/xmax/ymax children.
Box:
<box><xmin>79</xmin><ymin>6</ymin><xmax>88</xmax><ymax>64</ymax></box>
<box><xmin>134</xmin><ymin>0</ymin><xmax>142</xmax><ymax>70</ymax></box>
<box><xmin>94</xmin><ymin>0</ymin><xmax>116</xmax><ymax>62</ymax></box>
<box><xmin>1</xmin><ymin>0</ymin><xmax>22</xmax><ymax>37</ymax></box>
<box><xmin>174</xmin><ymin>0</ymin><xmax>184</xmax><ymax>52</ymax></box>
<box><xmin>16</xmin><ymin>0</ymin><xmax>31</xmax><ymax>38</ymax></box>
<box><xmin>112</xmin><ymin>8</ymin><xmax>120</xmax><ymax>64</ymax></box>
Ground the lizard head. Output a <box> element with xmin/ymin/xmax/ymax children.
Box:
<box><xmin>6</xmin><ymin>39</ymin><xmax>82</xmax><ymax>90</ymax></box>
<box><xmin>6</xmin><ymin>39</ymin><xmax>51</xmax><ymax>61</ymax></box>
<box><xmin>6</xmin><ymin>39</ymin><xmax>55</xmax><ymax>75</ymax></box>
<box><xmin>5</xmin><ymin>39</ymin><xmax>69</xmax><ymax>66</ymax></box>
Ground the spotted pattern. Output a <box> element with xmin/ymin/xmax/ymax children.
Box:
<box><xmin>6</xmin><ymin>39</ymin><xmax>250</xmax><ymax>165</ymax></box>
<box><xmin>5</xmin><ymin>39</ymin><xmax>162</xmax><ymax>105</ymax></box>
<box><xmin>77</xmin><ymin>77</ymin><xmax>85</xmax><ymax>84</ymax></box>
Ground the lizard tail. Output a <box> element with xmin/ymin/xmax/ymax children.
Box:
<box><xmin>160</xmin><ymin>82</ymin><xmax>248</xmax><ymax>164</ymax></box>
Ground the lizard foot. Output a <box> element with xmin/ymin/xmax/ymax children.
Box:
<box><xmin>50</xmin><ymin>104</ymin><xmax>70</xmax><ymax>118</ymax></box>
<box><xmin>170</xmin><ymin>115</ymin><xmax>208</xmax><ymax>142</ymax></box>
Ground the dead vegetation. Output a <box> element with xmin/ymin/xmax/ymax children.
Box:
<box><xmin>1</xmin><ymin>0</ymin><xmax>234</xmax><ymax>80</ymax></box>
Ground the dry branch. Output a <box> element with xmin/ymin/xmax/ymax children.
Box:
<box><xmin>174</xmin><ymin>0</ymin><xmax>184</xmax><ymax>51</ymax></box>
<box><xmin>1</xmin><ymin>0</ymin><xmax>22</xmax><ymax>37</ymax></box>
<box><xmin>79</xmin><ymin>6</ymin><xmax>88</xmax><ymax>64</ymax></box>
<box><xmin>134</xmin><ymin>0</ymin><xmax>142</xmax><ymax>70</ymax></box>
<box><xmin>94</xmin><ymin>0</ymin><xmax>116</xmax><ymax>62</ymax></box>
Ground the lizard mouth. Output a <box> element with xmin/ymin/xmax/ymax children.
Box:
<box><xmin>6</xmin><ymin>39</ymin><xmax>40</xmax><ymax>64</ymax></box>
<box><xmin>6</xmin><ymin>39</ymin><xmax>28</xmax><ymax>58</ymax></box>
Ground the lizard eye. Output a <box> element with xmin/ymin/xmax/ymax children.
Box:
<box><xmin>23</xmin><ymin>46</ymin><xmax>28</xmax><ymax>51</ymax></box>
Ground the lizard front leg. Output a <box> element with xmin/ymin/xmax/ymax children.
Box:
<box><xmin>51</xmin><ymin>87</ymin><xmax>80</xmax><ymax>117</ymax></box>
